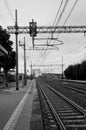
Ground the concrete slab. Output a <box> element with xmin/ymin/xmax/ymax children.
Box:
<box><xmin>3</xmin><ymin>80</ymin><xmax>34</xmax><ymax>130</ymax></box>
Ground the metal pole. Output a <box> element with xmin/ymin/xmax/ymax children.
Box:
<box><xmin>31</xmin><ymin>62</ymin><xmax>32</xmax><ymax>80</ymax></box>
<box><xmin>76</xmin><ymin>65</ymin><xmax>77</xmax><ymax>80</ymax></box>
<box><xmin>24</xmin><ymin>37</ymin><xmax>27</xmax><ymax>85</ymax></box>
<box><xmin>32</xmin><ymin>36</ymin><xmax>34</xmax><ymax>49</ymax></box>
<box><xmin>15</xmin><ymin>9</ymin><xmax>19</xmax><ymax>90</ymax></box>
<box><xmin>32</xmin><ymin>19</ymin><xmax>34</xmax><ymax>49</ymax></box>
<box><xmin>62</xmin><ymin>56</ymin><xmax>63</xmax><ymax>79</ymax></box>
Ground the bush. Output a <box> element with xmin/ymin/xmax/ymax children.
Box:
<box><xmin>7</xmin><ymin>74</ymin><xmax>15</xmax><ymax>82</ymax></box>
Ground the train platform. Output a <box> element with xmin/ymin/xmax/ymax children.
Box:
<box><xmin>3</xmin><ymin>79</ymin><xmax>43</xmax><ymax>130</ymax></box>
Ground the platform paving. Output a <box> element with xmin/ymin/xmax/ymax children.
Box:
<box><xmin>3</xmin><ymin>79</ymin><xmax>43</xmax><ymax>130</ymax></box>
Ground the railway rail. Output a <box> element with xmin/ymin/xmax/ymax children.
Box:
<box><xmin>42</xmin><ymin>78</ymin><xmax>86</xmax><ymax>95</ymax></box>
<box><xmin>36</xmin><ymin>79</ymin><xmax>86</xmax><ymax>130</ymax></box>
<box><xmin>57</xmin><ymin>79</ymin><xmax>86</xmax><ymax>93</ymax></box>
<box><xmin>41</xmin><ymin>77</ymin><xmax>86</xmax><ymax>109</ymax></box>
<box><xmin>53</xmin><ymin>80</ymin><xmax>86</xmax><ymax>95</ymax></box>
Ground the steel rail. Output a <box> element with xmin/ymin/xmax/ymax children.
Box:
<box><xmin>37</xmin><ymin>81</ymin><xmax>67</xmax><ymax>130</ymax></box>
<box><xmin>41</xmin><ymin>80</ymin><xmax>86</xmax><ymax>115</ymax></box>
<box><xmin>57</xmin><ymin>80</ymin><xmax>86</xmax><ymax>95</ymax></box>
<box><xmin>37</xmin><ymin>79</ymin><xmax>86</xmax><ymax>129</ymax></box>
<box><xmin>50</xmin><ymin>79</ymin><xmax>86</xmax><ymax>95</ymax></box>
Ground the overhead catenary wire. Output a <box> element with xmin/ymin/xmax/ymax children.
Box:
<box><xmin>60</xmin><ymin>37</ymin><xmax>86</xmax><ymax>66</ymax></box>
<box><xmin>60</xmin><ymin>37</ymin><xmax>85</xmax><ymax>55</ymax></box>
<box><xmin>48</xmin><ymin>0</ymin><xmax>69</xmax><ymax>44</ymax></box>
<box><xmin>43</xmin><ymin>0</ymin><xmax>66</xmax><ymax>61</ymax></box>
<box><xmin>55</xmin><ymin>0</ymin><xmax>69</xmax><ymax>27</ymax></box>
<box><xmin>53</xmin><ymin>0</ymin><xmax>79</xmax><ymax>48</ymax></box>
<box><xmin>59</xmin><ymin>0</ymin><xmax>85</xmax><ymax>59</ymax></box>
<box><xmin>64</xmin><ymin>50</ymin><xmax>86</xmax><ymax>70</ymax></box>
<box><xmin>61</xmin><ymin>0</ymin><xmax>83</xmax><ymax>54</ymax></box>
<box><xmin>54</xmin><ymin>0</ymin><xmax>79</xmax><ymax>40</ymax></box>
<box><xmin>67</xmin><ymin>37</ymin><xmax>86</xmax><ymax>54</ymax></box>
<box><xmin>52</xmin><ymin>0</ymin><xmax>64</xmax><ymax>27</ymax></box>
<box><xmin>51</xmin><ymin>0</ymin><xmax>69</xmax><ymax>40</ymax></box>
<box><xmin>64</xmin><ymin>51</ymin><xmax>86</xmax><ymax>66</ymax></box>
<box><xmin>42</xmin><ymin>0</ymin><xmax>69</xmax><ymax>63</ymax></box>
<box><xmin>63</xmin><ymin>0</ymin><xmax>79</xmax><ymax>25</ymax></box>
<box><xmin>47</xmin><ymin>0</ymin><xmax>65</xmax><ymax>44</ymax></box>
<box><xmin>0</xmin><ymin>14</ymin><xmax>7</xmax><ymax>27</ymax></box>
<box><xmin>42</xmin><ymin>0</ymin><xmax>80</xmax><ymax>67</ymax></box>
<box><xmin>3</xmin><ymin>0</ymin><xmax>14</xmax><ymax>23</ymax></box>
<box><xmin>46</xmin><ymin>0</ymin><xmax>64</xmax><ymax>45</ymax></box>
<box><xmin>34</xmin><ymin>0</ymin><xmax>82</xmax><ymax>69</ymax></box>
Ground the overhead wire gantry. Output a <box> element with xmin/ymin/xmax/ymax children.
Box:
<box><xmin>7</xmin><ymin>10</ymin><xmax>86</xmax><ymax>90</ymax></box>
<box><xmin>8</xmin><ymin>25</ymin><xmax>86</xmax><ymax>34</ymax></box>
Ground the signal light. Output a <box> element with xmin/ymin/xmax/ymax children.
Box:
<box><xmin>29</xmin><ymin>20</ymin><xmax>37</xmax><ymax>37</ymax></box>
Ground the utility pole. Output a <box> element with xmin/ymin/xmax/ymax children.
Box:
<box><xmin>62</xmin><ymin>56</ymin><xmax>64</xmax><ymax>79</ymax></box>
<box><xmin>24</xmin><ymin>37</ymin><xmax>27</xmax><ymax>85</ymax></box>
<box><xmin>19</xmin><ymin>37</ymin><xmax>27</xmax><ymax>86</ymax></box>
<box><xmin>76</xmin><ymin>65</ymin><xmax>77</xmax><ymax>80</ymax></box>
<box><xmin>15</xmin><ymin>9</ymin><xmax>19</xmax><ymax>90</ymax></box>
<box><xmin>31</xmin><ymin>62</ymin><xmax>32</xmax><ymax>80</ymax></box>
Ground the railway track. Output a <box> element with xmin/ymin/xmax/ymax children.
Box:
<box><xmin>36</xmin><ymin>79</ymin><xmax>86</xmax><ymax>130</ymax></box>
<box><xmin>42</xmin><ymin>78</ymin><xmax>86</xmax><ymax>95</ymax></box>
<box><xmin>57</xmin><ymin>79</ymin><xmax>86</xmax><ymax>93</ymax></box>
<box><xmin>41</xmin><ymin>77</ymin><xmax>86</xmax><ymax>110</ymax></box>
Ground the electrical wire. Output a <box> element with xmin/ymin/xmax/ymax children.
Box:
<box><xmin>60</xmin><ymin>0</ymin><xmax>81</xmax><ymax>54</ymax></box>
<box><xmin>46</xmin><ymin>0</ymin><xmax>64</xmax><ymax>46</ymax></box>
<box><xmin>56</xmin><ymin>0</ymin><xmax>78</xmax><ymax>39</ymax></box>
<box><xmin>44</xmin><ymin>0</ymin><xmax>69</xmax><ymax>58</ymax></box>
<box><xmin>41</xmin><ymin>1</ymin><xmax>84</xmax><ymax>71</ymax></box>
<box><xmin>61</xmin><ymin>1</ymin><xmax>85</xmax><ymax>57</ymax></box>
<box><xmin>0</xmin><ymin>14</ymin><xmax>7</xmax><ymax>26</ymax></box>
<box><xmin>35</xmin><ymin>0</ymin><xmax>80</xmax><ymax>69</ymax></box>
<box><xmin>52</xmin><ymin>0</ymin><xmax>69</xmax><ymax>40</ymax></box>
<box><xmin>61</xmin><ymin>37</ymin><xmax>86</xmax><ymax>66</ymax></box>
<box><xmin>55</xmin><ymin>0</ymin><xmax>69</xmax><ymax>26</ymax></box>
<box><xmin>43</xmin><ymin>0</ymin><xmax>80</xmax><ymax>68</ymax></box>
<box><xmin>63</xmin><ymin>0</ymin><xmax>78</xmax><ymax>25</ymax></box>
<box><xmin>47</xmin><ymin>0</ymin><xmax>65</xmax><ymax>45</ymax></box>
<box><xmin>52</xmin><ymin>0</ymin><xmax>64</xmax><ymax>27</ymax></box>
<box><xmin>53</xmin><ymin>0</ymin><xmax>79</xmax><ymax>47</ymax></box>
<box><xmin>3</xmin><ymin>0</ymin><xmax>14</xmax><ymax>23</ymax></box>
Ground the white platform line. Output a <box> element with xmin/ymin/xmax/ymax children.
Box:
<box><xmin>3</xmin><ymin>80</ymin><xmax>34</xmax><ymax>130</ymax></box>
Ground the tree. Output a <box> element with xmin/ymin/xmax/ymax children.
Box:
<box><xmin>64</xmin><ymin>65</ymin><xmax>74</xmax><ymax>79</ymax></box>
<box><xmin>64</xmin><ymin>61</ymin><xmax>86</xmax><ymax>80</ymax></box>
<box><xmin>79</xmin><ymin>61</ymin><xmax>86</xmax><ymax>80</ymax></box>
<box><xmin>0</xmin><ymin>26</ymin><xmax>16</xmax><ymax>85</ymax></box>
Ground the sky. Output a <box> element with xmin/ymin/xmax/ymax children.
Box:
<box><xmin>0</xmin><ymin>0</ymin><xmax>86</xmax><ymax>74</ymax></box>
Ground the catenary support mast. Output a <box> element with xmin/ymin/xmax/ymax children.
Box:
<box><xmin>15</xmin><ymin>9</ymin><xmax>19</xmax><ymax>90</ymax></box>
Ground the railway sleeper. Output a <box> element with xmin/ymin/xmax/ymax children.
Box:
<box><xmin>38</xmin><ymin>95</ymin><xmax>60</xmax><ymax>129</ymax></box>
<box><xmin>59</xmin><ymin>112</ymin><xmax>81</xmax><ymax>116</ymax></box>
<box><xmin>54</xmin><ymin>105</ymin><xmax>76</xmax><ymax>109</ymax></box>
<box><xmin>57</xmin><ymin>110</ymin><xmax>79</xmax><ymax>113</ymax></box>
<box><xmin>44</xmin><ymin>125</ymin><xmax>60</xmax><ymax>130</ymax></box>
<box><xmin>61</xmin><ymin>115</ymin><xmax>85</xmax><ymax>120</ymax></box>
<box><xmin>63</xmin><ymin>119</ymin><xmax>86</xmax><ymax>125</ymax></box>
<box><xmin>56</xmin><ymin>107</ymin><xmax>76</xmax><ymax>111</ymax></box>
<box><xmin>66</xmin><ymin>124</ymin><xmax>86</xmax><ymax>130</ymax></box>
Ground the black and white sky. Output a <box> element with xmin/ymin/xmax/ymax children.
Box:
<box><xmin>0</xmin><ymin>0</ymin><xmax>86</xmax><ymax>73</ymax></box>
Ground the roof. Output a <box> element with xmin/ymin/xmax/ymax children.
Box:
<box><xmin>0</xmin><ymin>44</ymin><xmax>8</xmax><ymax>56</ymax></box>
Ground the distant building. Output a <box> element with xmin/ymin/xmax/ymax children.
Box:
<box><xmin>33</xmin><ymin>69</ymin><xmax>41</xmax><ymax>77</ymax></box>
